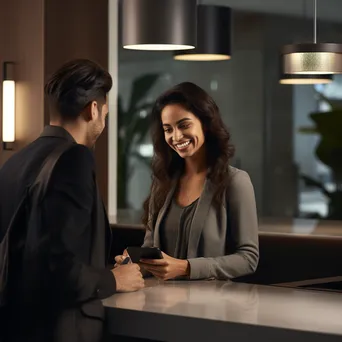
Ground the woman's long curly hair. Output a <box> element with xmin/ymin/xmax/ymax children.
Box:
<box><xmin>142</xmin><ymin>82</ymin><xmax>235</xmax><ymax>227</ymax></box>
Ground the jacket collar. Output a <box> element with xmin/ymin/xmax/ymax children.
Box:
<box><xmin>40</xmin><ymin>125</ymin><xmax>76</xmax><ymax>142</ymax></box>
<box><xmin>153</xmin><ymin>176</ymin><xmax>215</xmax><ymax>258</ymax></box>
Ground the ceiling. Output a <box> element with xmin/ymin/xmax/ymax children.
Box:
<box><xmin>202</xmin><ymin>0</ymin><xmax>342</xmax><ymax>23</ymax></box>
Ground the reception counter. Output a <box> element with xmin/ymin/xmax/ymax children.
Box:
<box><xmin>103</xmin><ymin>278</ymin><xmax>342</xmax><ymax>342</ymax></box>
<box><xmin>109</xmin><ymin>214</ymin><xmax>342</xmax><ymax>285</ymax></box>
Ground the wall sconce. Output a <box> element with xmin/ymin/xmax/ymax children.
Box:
<box><xmin>2</xmin><ymin>62</ymin><xmax>15</xmax><ymax>150</ymax></box>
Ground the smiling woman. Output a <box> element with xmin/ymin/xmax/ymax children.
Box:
<box><xmin>116</xmin><ymin>82</ymin><xmax>259</xmax><ymax>281</ymax></box>
<box><xmin>162</xmin><ymin>105</ymin><xmax>206</xmax><ymax>160</ymax></box>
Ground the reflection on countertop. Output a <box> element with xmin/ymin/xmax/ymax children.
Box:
<box><xmin>103</xmin><ymin>278</ymin><xmax>342</xmax><ymax>339</ymax></box>
<box><xmin>109</xmin><ymin>210</ymin><xmax>342</xmax><ymax>238</ymax></box>
<box><xmin>104</xmin><ymin>278</ymin><xmax>259</xmax><ymax>324</ymax></box>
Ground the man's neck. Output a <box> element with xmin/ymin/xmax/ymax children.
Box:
<box><xmin>49</xmin><ymin>121</ymin><xmax>88</xmax><ymax>146</ymax></box>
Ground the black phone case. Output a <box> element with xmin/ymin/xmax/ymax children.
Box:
<box><xmin>127</xmin><ymin>247</ymin><xmax>163</xmax><ymax>263</ymax></box>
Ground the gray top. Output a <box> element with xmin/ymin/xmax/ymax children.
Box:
<box><xmin>143</xmin><ymin>167</ymin><xmax>259</xmax><ymax>280</ymax></box>
<box><xmin>160</xmin><ymin>198</ymin><xmax>199</xmax><ymax>259</ymax></box>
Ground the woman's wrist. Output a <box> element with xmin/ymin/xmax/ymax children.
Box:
<box><xmin>179</xmin><ymin>259</ymin><xmax>190</xmax><ymax>277</ymax></box>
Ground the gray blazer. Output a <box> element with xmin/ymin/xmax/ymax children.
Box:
<box><xmin>142</xmin><ymin>166</ymin><xmax>259</xmax><ymax>280</ymax></box>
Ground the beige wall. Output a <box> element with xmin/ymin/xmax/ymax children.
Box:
<box><xmin>0</xmin><ymin>0</ymin><xmax>109</xmax><ymax>206</ymax></box>
<box><xmin>0</xmin><ymin>0</ymin><xmax>45</xmax><ymax>165</ymax></box>
<box><xmin>45</xmin><ymin>0</ymin><xmax>109</xmax><ymax>206</ymax></box>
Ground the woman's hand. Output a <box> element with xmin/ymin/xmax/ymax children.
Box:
<box><xmin>140</xmin><ymin>252</ymin><xmax>190</xmax><ymax>280</ymax></box>
<box><xmin>114</xmin><ymin>249</ymin><xmax>130</xmax><ymax>268</ymax></box>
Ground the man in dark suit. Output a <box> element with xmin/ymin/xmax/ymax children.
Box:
<box><xmin>0</xmin><ymin>59</ymin><xmax>144</xmax><ymax>342</ymax></box>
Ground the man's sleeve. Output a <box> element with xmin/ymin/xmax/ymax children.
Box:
<box><xmin>42</xmin><ymin>144</ymin><xmax>116</xmax><ymax>305</ymax></box>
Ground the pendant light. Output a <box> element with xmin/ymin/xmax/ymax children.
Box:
<box><xmin>279</xmin><ymin>56</ymin><xmax>333</xmax><ymax>84</ymax></box>
<box><xmin>122</xmin><ymin>0</ymin><xmax>197</xmax><ymax>51</ymax></box>
<box><xmin>281</xmin><ymin>0</ymin><xmax>342</xmax><ymax>74</ymax></box>
<box><xmin>279</xmin><ymin>74</ymin><xmax>333</xmax><ymax>84</ymax></box>
<box><xmin>174</xmin><ymin>5</ymin><xmax>231</xmax><ymax>61</ymax></box>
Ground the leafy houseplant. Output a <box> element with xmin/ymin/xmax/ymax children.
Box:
<box><xmin>117</xmin><ymin>74</ymin><xmax>159</xmax><ymax>209</ymax></box>
<box><xmin>299</xmin><ymin>94</ymin><xmax>342</xmax><ymax>219</ymax></box>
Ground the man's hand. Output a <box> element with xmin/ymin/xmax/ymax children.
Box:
<box><xmin>112</xmin><ymin>264</ymin><xmax>145</xmax><ymax>292</ymax></box>
<box><xmin>114</xmin><ymin>249</ymin><xmax>130</xmax><ymax>268</ymax></box>
<box><xmin>140</xmin><ymin>252</ymin><xmax>190</xmax><ymax>281</ymax></box>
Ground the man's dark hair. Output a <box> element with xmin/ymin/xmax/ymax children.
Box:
<box><xmin>45</xmin><ymin>59</ymin><xmax>112</xmax><ymax>120</ymax></box>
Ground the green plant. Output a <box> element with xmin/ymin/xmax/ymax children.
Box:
<box><xmin>299</xmin><ymin>93</ymin><xmax>342</xmax><ymax>219</ymax></box>
<box><xmin>117</xmin><ymin>73</ymin><xmax>159</xmax><ymax>209</ymax></box>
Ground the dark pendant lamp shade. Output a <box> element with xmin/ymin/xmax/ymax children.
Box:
<box><xmin>174</xmin><ymin>5</ymin><xmax>231</xmax><ymax>61</ymax></box>
<box><xmin>279</xmin><ymin>73</ymin><xmax>333</xmax><ymax>84</ymax></box>
<box><xmin>122</xmin><ymin>0</ymin><xmax>197</xmax><ymax>51</ymax></box>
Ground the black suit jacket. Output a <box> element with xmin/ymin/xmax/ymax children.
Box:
<box><xmin>0</xmin><ymin>126</ymin><xmax>116</xmax><ymax>342</ymax></box>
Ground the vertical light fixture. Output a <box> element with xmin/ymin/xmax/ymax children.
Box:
<box><xmin>174</xmin><ymin>5</ymin><xmax>232</xmax><ymax>61</ymax></box>
<box><xmin>281</xmin><ymin>0</ymin><xmax>342</xmax><ymax>75</ymax></box>
<box><xmin>2</xmin><ymin>62</ymin><xmax>15</xmax><ymax>150</ymax></box>
<box><xmin>122</xmin><ymin>0</ymin><xmax>197</xmax><ymax>51</ymax></box>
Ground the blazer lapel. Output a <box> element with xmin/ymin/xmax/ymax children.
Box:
<box><xmin>187</xmin><ymin>179</ymin><xmax>215</xmax><ymax>258</ymax></box>
<box><xmin>153</xmin><ymin>181</ymin><xmax>177</xmax><ymax>247</ymax></box>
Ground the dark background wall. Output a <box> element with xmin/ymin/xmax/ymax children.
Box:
<box><xmin>0</xmin><ymin>0</ymin><xmax>109</xmax><ymax>206</ymax></box>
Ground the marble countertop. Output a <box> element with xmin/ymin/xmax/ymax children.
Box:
<box><xmin>109</xmin><ymin>211</ymin><xmax>342</xmax><ymax>238</ymax></box>
<box><xmin>103</xmin><ymin>278</ymin><xmax>342</xmax><ymax>342</ymax></box>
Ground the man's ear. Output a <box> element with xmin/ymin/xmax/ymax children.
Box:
<box><xmin>82</xmin><ymin>101</ymin><xmax>97</xmax><ymax>122</ymax></box>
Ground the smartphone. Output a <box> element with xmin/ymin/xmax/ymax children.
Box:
<box><xmin>121</xmin><ymin>256</ymin><xmax>131</xmax><ymax>265</ymax></box>
<box><xmin>126</xmin><ymin>247</ymin><xmax>163</xmax><ymax>264</ymax></box>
